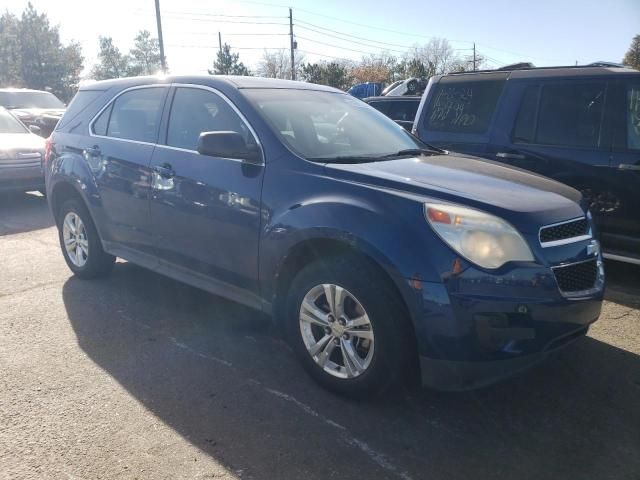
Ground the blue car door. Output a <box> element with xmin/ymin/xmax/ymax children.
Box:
<box><xmin>148</xmin><ymin>85</ymin><xmax>264</xmax><ymax>306</ymax></box>
<box><xmin>87</xmin><ymin>85</ymin><xmax>169</xmax><ymax>259</ymax></box>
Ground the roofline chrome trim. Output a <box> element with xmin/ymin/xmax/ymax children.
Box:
<box><xmin>88</xmin><ymin>84</ymin><xmax>169</xmax><ymax>145</ymax></box>
<box><xmin>539</xmin><ymin>216</ymin><xmax>592</xmax><ymax>248</ymax></box>
<box><xmin>87</xmin><ymin>83</ymin><xmax>265</xmax><ymax>166</ymax></box>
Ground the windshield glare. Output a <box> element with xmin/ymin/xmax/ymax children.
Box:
<box><xmin>0</xmin><ymin>109</ymin><xmax>28</xmax><ymax>134</ymax></box>
<box><xmin>0</xmin><ymin>91</ymin><xmax>65</xmax><ymax>109</ymax></box>
<box><xmin>244</xmin><ymin>89</ymin><xmax>422</xmax><ymax>160</ymax></box>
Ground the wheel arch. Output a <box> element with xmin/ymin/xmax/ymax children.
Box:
<box><xmin>271</xmin><ymin>235</ymin><xmax>421</xmax><ymax>382</ymax></box>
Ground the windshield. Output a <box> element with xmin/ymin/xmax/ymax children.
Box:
<box><xmin>0</xmin><ymin>109</ymin><xmax>28</xmax><ymax>134</ymax></box>
<box><xmin>0</xmin><ymin>91</ymin><xmax>65</xmax><ymax>109</ymax></box>
<box><xmin>244</xmin><ymin>89</ymin><xmax>423</xmax><ymax>161</ymax></box>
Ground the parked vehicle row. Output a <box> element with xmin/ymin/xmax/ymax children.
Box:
<box><xmin>45</xmin><ymin>75</ymin><xmax>604</xmax><ymax>397</ymax></box>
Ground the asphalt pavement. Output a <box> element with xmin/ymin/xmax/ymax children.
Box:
<box><xmin>1</xmin><ymin>191</ymin><xmax>639</xmax><ymax>480</ymax></box>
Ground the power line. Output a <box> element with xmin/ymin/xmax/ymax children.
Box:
<box><xmin>295</xmin><ymin>20</ymin><xmax>421</xmax><ymax>50</ymax></box>
<box><xmin>295</xmin><ymin>35</ymin><xmax>391</xmax><ymax>56</ymax></box>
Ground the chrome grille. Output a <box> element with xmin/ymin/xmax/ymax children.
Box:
<box><xmin>0</xmin><ymin>151</ymin><xmax>42</xmax><ymax>169</ymax></box>
<box><xmin>539</xmin><ymin>217</ymin><xmax>589</xmax><ymax>246</ymax></box>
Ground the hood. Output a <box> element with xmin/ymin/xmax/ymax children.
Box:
<box><xmin>0</xmin><ymin>132</ymin><xmax>46</xmax><ymax>152</ymax></box>
<box><xmin>325</xmin><ymin>154</ymin><xmax>584</xmax><ymax>233</ymax></box>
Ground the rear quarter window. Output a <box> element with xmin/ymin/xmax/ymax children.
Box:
<box><xmin>56</xmin><ymin>90</ymin><xmax>106</xmax><ymax>130</ymax></box>
<box><xmin>424</xmin><ymin>80</ymin><xmax>505</xmax><ymax>134</ymax></box>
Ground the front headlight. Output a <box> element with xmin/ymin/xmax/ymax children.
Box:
<box><xmin>425</xmin><ymin>203</ymin><xmax>534</xmax><ymax>269</ymax></box>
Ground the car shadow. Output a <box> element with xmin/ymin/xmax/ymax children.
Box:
<box><xmin>62</xmin><ymin>263</ymin><xmax>640</xmax><ymax>480</ymax></box>
<box><xmin>604</xmin><ymin>260</ymin><xmax>640</xmax><ymax>309</ymax></box>
<box><xmin>0</xmin><ymin>191</ymin><xmax>54</xmax><ymax>235</ymax></box>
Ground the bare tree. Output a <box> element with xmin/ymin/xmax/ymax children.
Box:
<box><xmin>257</xmin><ymin>49</ymin><xmax>305</xmax><ymax>79</ymax></box>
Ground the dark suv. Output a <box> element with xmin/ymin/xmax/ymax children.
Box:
<box><xmin>45</xmin><ymin>76</ymin><xmax>603</xmax><ymax>396</ymax></box>
<box><xmin>414</xmin><ymin>65</ymin><xmax>640</xmax><ymax>265</ymax></box>
<box><xmin>364</xmin><ymin>95</ymin><xmax>421</xmax><ymax>131</ymax></box>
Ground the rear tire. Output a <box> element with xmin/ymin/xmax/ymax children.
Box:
<box><xmin>57</xmin><ymin>198</ymin><xmax>115</xmax><ymax>278</ymax></box>
<box><xmin>284</xmin><ymin>255</ymin><xmax>411</xmax><ymax>398</ymax></box>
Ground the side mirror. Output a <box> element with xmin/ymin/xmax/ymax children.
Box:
<box><xmin>197</xmin><ymin>131</ymin><xmax>261</xmax><ymax>164</ymax></box>
<box><xmin>28</xmin><ymin>125</ymin><xmax>41</xmax><ymax>135</ymax></box>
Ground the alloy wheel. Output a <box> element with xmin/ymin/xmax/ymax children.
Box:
<box><xmin>62</xmin><ymin>211</ymin><xmax>89</xmax><ymax>267</ymax></box>
<box><xmin>299</xmin><ymin>284</ymin><xmax>375</xmax><ymax>379</ymax></box>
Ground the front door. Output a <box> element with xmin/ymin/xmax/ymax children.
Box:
<box><xmin>149</xmin><ymin>85</ymin><xmax>264</xmax><ymax>302</ymax></box>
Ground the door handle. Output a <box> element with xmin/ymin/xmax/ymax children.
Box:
<box><xmin>84</xmin><ymin>146</ymin><xmax>101</xmax><ymax>156</ymax></box>
<box><xmin>153</xmin><ymin>163</ymin><xmax>175</xmax><ymax>178</ymax></box>
<box><xmin>618</xmin><ymin>163</ymin><xmax>640</xmax><ymax>171</ymax></box>
<box><xmin>496</xmin><ymin>152</ymin><xmax>526</xmax><ymax>160</ymax></box>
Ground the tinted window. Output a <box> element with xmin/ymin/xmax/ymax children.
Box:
<box><xmin>425</xmin><ymin>80</ymin><xmax>505</xmax><ymax>134</ymax></box>
<box><xmin>536</xmin><ymin>83</ymin><xmax>605</xmax><ymax>148</ymax></box>
<box><xmin>367</xmin><ymin>101</ymin><xmax>389</xmax><ymax>115</ymax></box>
<box><xmin>512</xmin><ymin>85</ymin><xmax>539</xmax><ymax>143</ymax></box>
<box><xmin>105</xmin><ymin>87</ymin><xmax>166</xmax><ymax>143</ymax></box>
<box><xmin>245</xmin><ymin>89</ymin><xmax>421</xmax><ymax>160</ymax></box>
<box><xmin>166</xmin><ymin>87</ymin><xmax>254</xmax><ymax>151</ymax></box>
<box><xmin>57</xmin><ymin>90</ymin><xmax>104</xmax><ymax>130</ymax></box>
<box><xmin>386</xmin><ymin>101</ymin><xmax>419</xmax><ymax>122</ymax></box>
<box><xmin>626</xmin><ymin>83</ymin><xmax>640</xmax><ymax>150</ymax></box>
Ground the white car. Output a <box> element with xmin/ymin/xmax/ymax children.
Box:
<box><xmin>0</xmin><ymin>107</ymin><xmax>46</xmax><ymax>194</ymax></box>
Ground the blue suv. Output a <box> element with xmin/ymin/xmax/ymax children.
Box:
<box><xmin>46</xmin><ymin>76</ymin><xmax>604</xmax><ymax>396</ymax></box>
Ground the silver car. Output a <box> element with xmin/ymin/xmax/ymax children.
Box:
<box><xmin>0</xmin><ymin>107</ymin><xmax>46</xmax><ymax>194</ymax></box>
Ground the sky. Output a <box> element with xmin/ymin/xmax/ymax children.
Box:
<box><xmin>4</xmin><ymin>0</ymin><xmax>639</xmax><ymax>76</ymax></box>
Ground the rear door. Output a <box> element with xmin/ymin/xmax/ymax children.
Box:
<box><xmin>415</xmin><ymin>73</ymin><xmax>508</xmax><ymax>156</ymax></box>
<box><xmin>87</xmin><ymin>85</ymin><xmax>168</xmax><ymax>258</ymax></box>
<box><xmin>148</xmin><ymin>85</ymin><xmax>264</xmax><ymax>303</ymax></box>
<box><xmin>606</xmin><ymin>76</ymin><xmax>640</xmax><ymax>254</ymax></box>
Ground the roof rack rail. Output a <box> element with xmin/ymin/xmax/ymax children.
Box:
<box><xmin>447</xmin><ymin>62</ymin><xmax>633</xmax><ymax>75</ymax></box>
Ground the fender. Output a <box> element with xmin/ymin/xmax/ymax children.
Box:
<box><xmin>259</xmin><ymin>195</ymin><xmax>440</xmax><ymax>324</ymax></box>
<box><xmin>48</xmin><ymin>145</ymin><xmax>113</xmax><ymax>244</ymax></box>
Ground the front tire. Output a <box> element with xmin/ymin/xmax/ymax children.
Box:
<box><xmin>285</xmin><ymin>255</ymin><xmax>411</xmax><ymax>398</ymax></box>
<box><xmin>57</xmin><ymin>198</ymin><xmax>115</xmax><ymax>278</ymax></box>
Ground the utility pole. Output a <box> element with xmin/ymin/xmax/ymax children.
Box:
<box><xmin>473</xmin><ymin>42</ymin><xmax>476</xmax><ymax>71</ymax></box>
<box><xmin>289</xmin><ymin>7</ymin><xmax>295</xmax><ymax>80</ymax></box>
<box><xmin>219</xmin><ymin>32</ymin><xmax>223</xmax><ymax>55</ymax></box>
<box><xmin>154</xmin><ymin>0</ymin><xmax>167</xmax><ymax>72</ymax></box>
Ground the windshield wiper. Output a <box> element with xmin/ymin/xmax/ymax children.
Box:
<box><xmin>379</xmin><ymin>147</ymin><xmax>444</xmax><ymax>159</ymax></box>
<box><xmin>309</xmin><ymin>156</ymin><xmax>381</xmax><ymax>164</ymax></box>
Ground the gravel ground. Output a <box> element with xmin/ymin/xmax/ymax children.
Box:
<box><xmin>1</xmin><ymin>192</ymin><xmax>639</xmax><ymax>480</ymax></box>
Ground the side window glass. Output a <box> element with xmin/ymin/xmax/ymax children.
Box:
<box><xmin>627</xmin><ymin>84</ymin><xmax>640</xmax><ymax>150</ymax></box>
<box><xmin>368</xmin><ymin>102</ymin><xmax>388</xmax><ymax>115</ymax></box>
<box><xmin>167</xmin><ymin>87</ymin><xmax>254</xmax><ymax>151</ymax></box>
<box><xmin>536</xmin><ymin>83</ymin><xmax>605</xmax><ymax>148</ymax></box>
<box><xmin>387</xmin><ymin>101</ymin><xmax>419</xmax><ymax>121</ymax></box>
<box><xmin>92</xmin><ymin>103</ymin><xmax>112</xmax><ymax>136</ymax></box>
<box><xmin>512</xmin><ymin>85</ymin><xmax>539</xmax><ymax>144</ymax></box>
<box><xmin>425</xmin><ymin>80</ymin><xmax>505</xmax><ymax>134</ymax></box>
<box><xmin>106</xmin><ymin>87</ymin><xmax>166</xmax><ymax>143</ymax></box>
